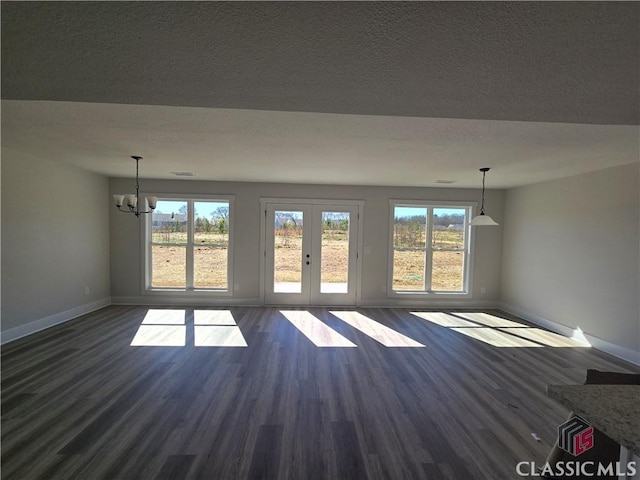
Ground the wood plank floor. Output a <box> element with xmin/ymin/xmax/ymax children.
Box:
<box><xmin>2</xmin><ymin>306</ymin><xmax>638</xmax><ymax>480</ymax></box>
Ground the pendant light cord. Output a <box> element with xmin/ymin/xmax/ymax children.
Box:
<box><xmin>480</xmin><ymin>169</ymin><xmax>486</xmax><ymax>215</ymax></box>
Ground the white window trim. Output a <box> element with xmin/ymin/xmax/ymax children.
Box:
<box><xmin>141</xmin><ymin>193</ymin><xmax>235</xmax><ymax>297</ymax></box>
<box><xmin>387</xmin><ymin>199</ymin><xmax>476</xmax><ymax>298</ymax></box>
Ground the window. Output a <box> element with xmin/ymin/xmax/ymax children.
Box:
<box><xmin>389</xmin><ymin>202</ymin><xmax>471</xmax><ymax>294</ymax></box>
<box><xmin>146</xmin><ymin>197</ymin><xmax>232</xmax><ymax>292</ymax></box>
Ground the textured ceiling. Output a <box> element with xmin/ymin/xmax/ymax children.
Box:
<box><xmin>1</xmin><ymin>2</ymin><xmax>638</xmax><ymax>188</ymax></box>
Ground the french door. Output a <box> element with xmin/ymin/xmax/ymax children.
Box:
<box><xmin>263</xmin><ymin>202</ymin><xmax>360</xmax><ymax>305</ymax></box>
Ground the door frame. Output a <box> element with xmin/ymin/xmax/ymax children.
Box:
<box><xmin>259</xmin><ymin>198</ymin><xmax>365</xmax><ymax>306</ymax></box>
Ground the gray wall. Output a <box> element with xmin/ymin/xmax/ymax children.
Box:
<box><xmin>5</xmin><ymin>155</ymin><xmax>638</xmax><ymax>361</ymax></box>
<box><xmin>110</xmin><ymin>178</ymin><xmax>504</xmax><ymax>306</ymax></box>
<box><xmin>1</xmin><ymin>150</ymin><xmax>111</xmax><ymax>333</ymax></box>
<box><xmin>501</xmin><ymin>162</ymin><xmax>640</xmax><ymax>357</ymax></box>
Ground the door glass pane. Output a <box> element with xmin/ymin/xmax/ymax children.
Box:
<box><xmin>321</xmin><ymin>212</ymin><xmax>350</xmax><ymax>293</ymax></box>
<box><xmin>194</xmin><ymin>201</ymin><xmax>229</xmax><ymax>289</ymax></box>
<box><xmin>273</xmin><ymin>210</ymin><xmax>304</xmax><ymax>293</ymax></box>
<box><xmin>392</xmin><ymin>206</ymin><xmax>427</xmax><ymax>290</ymax></box>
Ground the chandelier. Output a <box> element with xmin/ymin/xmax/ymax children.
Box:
<box><xmin>112</xmin><ymin>156</ymin><xmax>158</xmax><ymax>217</ymax></box>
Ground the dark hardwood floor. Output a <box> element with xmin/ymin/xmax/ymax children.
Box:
<box><xmin>2</xmin><ymin>306</ymin><xmax>638</xmax><ymax>479</ymax></box>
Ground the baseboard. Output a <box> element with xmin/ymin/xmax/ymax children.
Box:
<box><xmin>360</xmin><ymin>299</ymin><xmax>499</xmax><ymax>309</ymax></box>
<box><xmin>111</xmin><ymin>296</ymin><xmax>263</xmax><ymax>307</ymax></box>
<box><xmin>499</xmin><ymin>302</ymin><xmax>640</xmax><ymax>367</ymax></box>
<box><xmin>112</xmin><ymin>295</ymin><xmax>498</xmax><ymax>309</ymax></box>
<box><xmin>0</xmin><ymin>297</ymin><xmax>112</xmax><ymax>345</ymax></box>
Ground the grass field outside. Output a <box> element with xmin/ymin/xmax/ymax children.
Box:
<box><xmin>151</xmin><ymin>231</ymin><xmax>229</xmax><ymax>288</ymax></box>
<box><xmin>150</xmin><ymin>228</ymin><xmax>465</xmax><ymax>292</ymax></box>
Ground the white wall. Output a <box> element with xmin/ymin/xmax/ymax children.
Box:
<box><xmin>110</xmin><ymin>178</ymin><xmax>504</xmax><ymax>307</ymax></box>
<box><xmin>500</xmin><ymin>162</ymin><xmax>640</xmax><ymax>362</ymax></box>
<box><xmin>1</xmin><ymin>150</ymin><xmax>111</xmax><ymax>339</ymax></box>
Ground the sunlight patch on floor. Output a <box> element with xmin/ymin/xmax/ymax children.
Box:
<box><xmin>131</xmin><ymin>309</ymin><xmax>187</xmax><ymax>346</ymax></box>
<box><xmin>130</xmin><ymin>325</ymin><xmax>186</xmax><ymax>346</ymax></box>
<box><xmin>451</xmin><ymin>327</ymin><xmax>542</xmax><ymax>348</ymax></box>
<box><xmin>410</xmin><ymin>311</ymin><xmax>479</xmax><ymax>328</ymax></box>
<box><xmin>194</xmin><ymin>325</ymin><xmax>248</xmax><ymax>347</ymax></box>
<box><xmin>131</xmin><ymin>309</ymin><xmax>248</xmax><ymax>347</ymax></box>
<box><xmin>194</xmin><ymin>310</ymin><xmax>247</xmax><ymax>347</ymax></box>
<box><xmin>571</xmin><ymin>327</ymin><xmax>591</xmax><ymax>346</ymax></box>
<box><xmin>411</xmin><ymin>311</ymin><xmax>591</xmax><ymax>348</ymax></box>
<box><xmin>499</xmin><ymin>327</ymin><xmax>588</xmax><ymax>347</ymax></box>
<box><xmin>128</xmin><ymin>308</ymin><xmax>589</xmax><ymax>350</ymax></box>
<box><xmin>330</xmin><ymin>311</ymin><xmax>425</xmax><ymax>347</ymax></box>
<box><xmin>141</xmin><ymin>309</ymin><xmax>186</xmax><ymax>325</ymax></box>
<box><xmin>280</xmin><ymin>310</ymin><xmax>357</xmax><ymax>347</ymax></box>
<box><xmin>194</xmin><ymin>309</ymin><xmax>237</xmax><ymax>325</ymax></box>
<box><xmin>450</xmin><ymin>312</ymin><xmax>524</xmax><ymax>328</ymax></box>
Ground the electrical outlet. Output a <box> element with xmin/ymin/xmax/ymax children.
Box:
<box><xmin>381</xmin><ymin>285</ymin><xmax>387</xmax><ymax>293</ymax></box>
<box><xmin>480</xmin><ymin>287</ymin><xmax>487</xmax><ymax>294</ymax></box>
<box><xmin>84</xmin><ymin>286</ymin><xmax>90</xmax><ymax>295</ymax></box>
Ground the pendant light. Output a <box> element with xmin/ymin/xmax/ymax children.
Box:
<box><xmin>469</xmin><ymin>167</ymin><xmax>498</xmax><ymax>226</ymax></box>
<box><xmin>113</xmin><ymin>156</ymin><xmax>158</xmax><ymax>217</ymax></box>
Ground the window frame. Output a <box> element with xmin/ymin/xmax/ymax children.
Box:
<box><xmin>387</xmin><ymin>200</ymin><xmax>475</xmax><ymax>297</ymax></box>
<box><xmin>142</xmin><ymin>194</ymin><xmax>234</xmax><ymax>296</ymax></box>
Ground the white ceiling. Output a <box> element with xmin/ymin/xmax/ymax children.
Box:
<box><xmin>1</xmin><ymin>2</ymin><xmax>638</xmax><ymax>189</ymax></box>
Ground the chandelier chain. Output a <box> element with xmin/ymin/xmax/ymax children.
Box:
<box><xmin>113</xmin><ymin>155</ymin><xmax>157</xmax><ymax>217</ymax></box>
<box><xmin>135</xmin><ymin>157</ymin><xmax>140</xmax><ymax>213</ymax></box>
